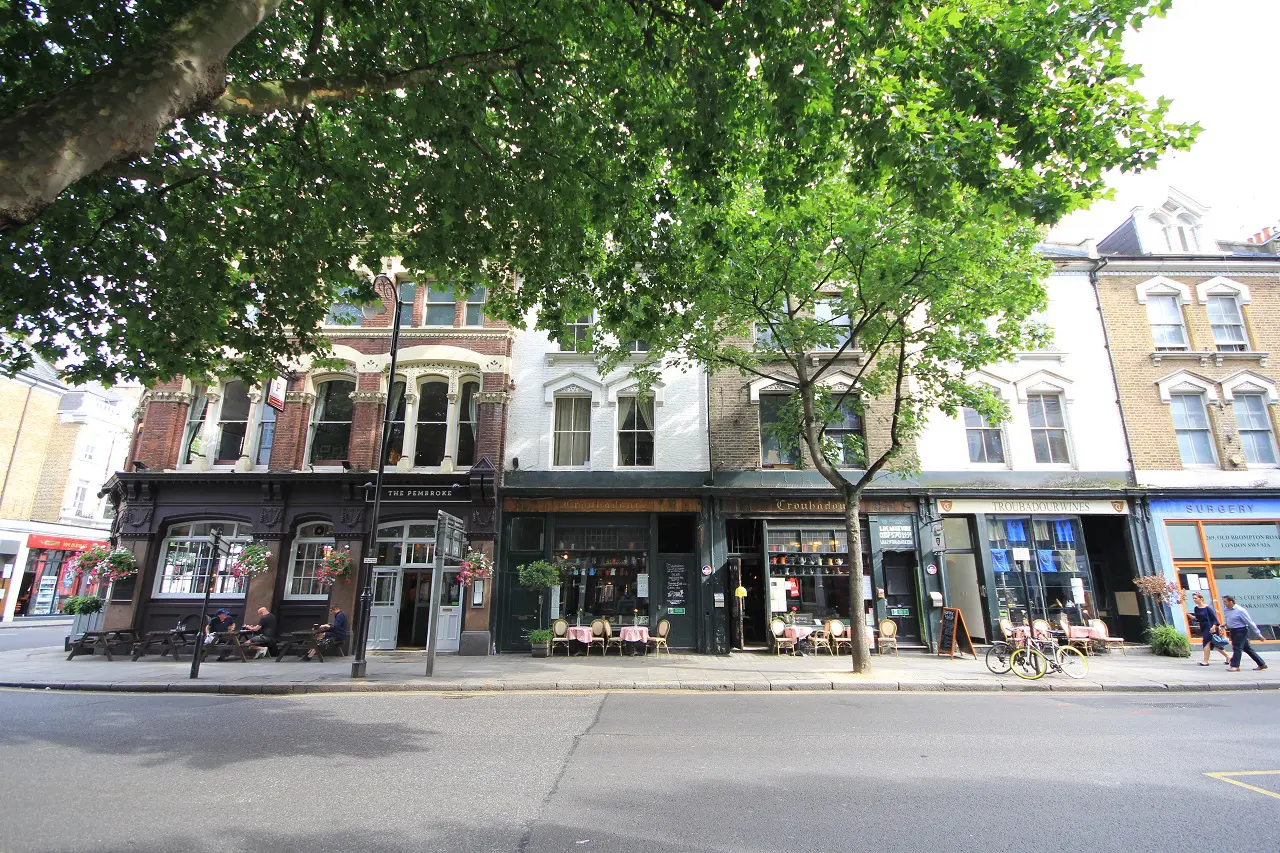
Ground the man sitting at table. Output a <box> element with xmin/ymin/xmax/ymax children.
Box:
<box><xmin>206</xmin><ymin>608</ymin><xmax>238</xmax><ymax>661</ymax></box>
<box><xmin>304</xmin><ymin>606</ymin><xmax>349</xmax><ymax>660</ymax></box>
<box><xmin>242</xmin><ymin>606</ymin><xmax>279</xmax><ymax>658</ymax></box>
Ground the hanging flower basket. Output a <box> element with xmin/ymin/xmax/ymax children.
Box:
<box><xmin>67</xmin><ymin>545</ymin><xmax>138</xmax><ymax>583</ymax></box>
<box><xmin>316</xmin><ymin>546</ymin><xmax>354</xmax><ymax>586</ymax></box>
<box><xmin>457</xmin><ymin>550</ymin><xmax>493</xmax><ymax>588</ymax></box>
<box><xmin>227</xmin><ymin>543</ymin><xmax>272</xmax><ymax>579</ymax></box>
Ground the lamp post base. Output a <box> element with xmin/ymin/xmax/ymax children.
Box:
<box><xmin>350</xmin><ymin>660</ymin><xmax>368</xmax><ymax>678</ymax></box>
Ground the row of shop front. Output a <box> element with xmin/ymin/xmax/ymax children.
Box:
<box><xmin>90</xmin><ymin>471</ymin><xmax>1280</xmax><ymax>655</ymax></box>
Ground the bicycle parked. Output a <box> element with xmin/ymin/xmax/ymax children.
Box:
<box><xmin>985</xmin><ymin>619</ymin><xmax>1089</xmax><ymax>680</ymax></box>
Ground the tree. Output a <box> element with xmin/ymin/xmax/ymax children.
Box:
<box><xmin>2</xmin><ymin>0</ymin><xmax>1193</xmax><ymax>383</ymax></box>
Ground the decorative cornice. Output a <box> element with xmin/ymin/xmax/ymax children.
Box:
<box><xmin>476</xmin><ymin>391</ymin><xmax>510</xmax><ymax>404</ymax></box>
<box><xmin>148</xmin><ymin>391</ymin><xmax>192</xmax><ymax>405</ymax></box>
<box><xmin>325</xmin><ymin>328</ymin><xmax>513</xmax><ymax>339</ymax></box>
<box><xmin>285</xmin><ymin>391</ymin><xmax>317</xmax><ymax>404</ymax></box>
<box><xmin>350</xmin><ymin>390</ymin><xmax>387</xmax><ymax>404</ymax></box>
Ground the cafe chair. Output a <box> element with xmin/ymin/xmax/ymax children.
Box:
<box><xmin>770</xmin><ymin>618</ymin><xmax>796</xmax><ymax>655</ymax></box>
<box><xmin>604</xmin><ymin>621</ymin><xmax>626</xmax><ymax>656</ymax></box>
<box><xmin>1031</xmin><ymin>618</ymin><xmax>1052</xmax><ymax>640</ymax></box>
<box><xmin>999</xmin><ymin>618</ymin><xmax>1016</xmax><ymax>641</ymax></box>
<box><xmin>876</xmin><ymin>619</ymin><xmax>899</xmax><ymax>656</ymax></box>
<box><xmin>828</xmin><ymin>619</ymin><xmax>851</xmax><ymax>655</ymax></box>
<box><xmin>551</xmin><ymin>619</ymin><xmax>572</xmax><ymax>657</ymax></box>
<box><xmin>1058</xmin><ymin>615</ymin><xmax>1091</xmax><ymax>655</ymax></box>
<box><xmin>809</xmin><ymin>621</ymin><xmax>834</xmax><ymax>656</ymax></box>
<box><xmin>1089</xmin><ymin>618</ymin><xmax>1127</xmax><ymax>655</ymax></box>
<box><xmin>587</xmin><ymin>619</ymin><xmax>608</xmax><ymax>656</ymax></box>
<box><xmin>648</xmin><ymin>619</ymin><xmax>672</xmax><ymax>656</ymax></box>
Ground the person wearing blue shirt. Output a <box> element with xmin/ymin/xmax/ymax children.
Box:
<box><xmin>1222</xmin><ymin>595</ymin><xmax>1268</xmax><ymax>672</ymax></box>
<box><xmin>303</xmin><ymin>606</ymin><xmax>349</xmax><ymax>660</ymax></box>
<box><xmin>1189</xmin><ymin>592</ymin><xmax>1230</xmax><ymax>666</ymax></box>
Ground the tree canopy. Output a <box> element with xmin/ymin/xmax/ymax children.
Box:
<box><xmin>0</xmin><ymin>0</ymin><xmax>1195</xmax><ymax>383</ymax></box>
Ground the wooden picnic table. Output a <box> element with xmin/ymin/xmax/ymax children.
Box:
<box><xmin>131</xmin><ymin>629</ymin><xmax>199</xmax><ymax>661</ymax></box>
<box><xmin>276</xmin><ymin>629</ymin><xmax>327</xmax><ymax>662</ymax></box>
<box><xmin>199</xmin><ymin>629</ymin><xmax>250</xmax><ymax>663</ymax></box>
<box><xmin>67</xmin><ymin>629</ymin><xmax>141</xmax><ymax>662</ymax></box>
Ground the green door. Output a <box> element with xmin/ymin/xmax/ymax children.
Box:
<box><xmin>658</xmin><ymin>556</ymin><xmax>695</xmax><ymax>648</ymax></box>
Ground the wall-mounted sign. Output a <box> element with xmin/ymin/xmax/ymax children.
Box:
<box><xmin>369</xmin><ymin>486</ymin><xmax>469</xmax><ymax>503</ymax></box>
<box><xmin>721</xmin><ymin>497</ymin><xmax>916</xmax><ymax>515</ymax></box>
<box><xmin>938</xmin><ymin>498</ymin><xmax>1129</xmax><ymax>516</ymax></box>
<box><xmin>26</xmin><ymin>534</ymin><xmax>105</xmax><ymax>552</ymax></box>
<box><xmin>266</xmin><ymin>375</ymin><xmax>287</xmax><ymax>412</ymax></box>
<box><xmin>877</xmin><ymin>523</ymin><xmax>915</xmax><ymax>550</ymax></box>
<box><xmin>504</xmin><ymin>497</ymin><xmax>701</xmax><ymax>513</ymax></box>
<box><xmin>667</xmin><ymin>607</ymin><xmax>686</xmax><ymax>615</ymax></box>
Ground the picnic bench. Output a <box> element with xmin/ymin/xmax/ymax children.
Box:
<box><xmin>199</xmin><ymin>630</ymin><xmax>250</xmax><ymax>663</ymax></box>
<box><xmin>276</xmin><ymin>629</ymin><xmax>345</xmax><ymax>662</ymax></box>
<box><xmin>131</xmin><ymin>629</ymin><xmax>199</xmax><ymax>661</ymax></box>
<box><xmin>66</xmin><ymin>629</ymin><xmax>141</xmax><ymax>661</ymax></box>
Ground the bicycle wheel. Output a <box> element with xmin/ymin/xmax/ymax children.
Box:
<box><xmin>1010</xmin><ymin>647</ymin><xmax>1047</xmax><ymax>680</ymax></box>
<box><xmin>985</xmin><ymin>642</ymin><xmax>1012</xmax><ymax>675</ymax></box>
<box><xmin>1056</xmin><ymin>646</ymin><xmax>1089</xmax><ymax>679</ymax></box>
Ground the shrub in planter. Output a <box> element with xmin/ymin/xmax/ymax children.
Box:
<box><xmin>528</xmin><ymin>629</ymin><xmax>554</xmax><ymax>658</ymax></box>
<box><xmin>1147</xmin><ymin>625</ymin><xmax>1191</xmax><ymax>658</ymax></box>
<box><xmin>61</xmin><ymin>596</ymin><xmax>105</xmax><ymax>615</ymax></box>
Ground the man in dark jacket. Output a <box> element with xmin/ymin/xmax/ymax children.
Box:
<box><xmin>243</xmin><ymin>606</ymin><xmax>279</xmax><ymax>657</ymax></box>
<box><xmin>304</xmin><ymin>606</ymin><xmax>349</xmax><ymax>660</ymax></box>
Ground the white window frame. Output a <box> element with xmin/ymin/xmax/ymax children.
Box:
<box><xmin>285</xmin><ymin>522</ymin><xmax>337</xmax><ymax>600</ymax></box>
<box><xmin>560</xmin><ymin>315</ymin><xmax>593</xmax><ymax>352</ymax></box>
<box><xmin>963</xmin><ymin>406</ymin><xmax>1007</xmax><ymax>465</ymax></box>
<box><xmin>71</xmin><ymin>481</ymin><xmax>91</xmax><ymax>517</ymax></box>
<box><xmin>464</xmin><ymin>286</ymin><xmax>486</xmax><ymax>326</ymax></box>
<box><xmin>306</xmin><ymin>377</ymin><xmax>357</xmax><ymax>467</ymax></box>
<box><xmin>423</xmin><ymin>283</ymin><xmax>457</xmax><ymax>327</ymax></box>
<box><xmin>552</xmin><ymin>395</ymin><xmax>592</xmax><ymax>467</ymax></box>
<box><xmin>1170</xmin><ymin>392</ymin><xmax>1218</xmax><ymax>466</ymax></box>
<box><xmin>814</xmin><ymin>299</ymin><xmax>853</xmax><ymax>351</ymax></box>
<box><xmin>1145</xmin><ymin>294</ymin><xmax>1189</xmax><ymax>352</ymax></box>
<box><xmin>181</xmin><ymin>386</ymin><xmax>210</xmax><ymax>465</ymax></box>
<box><xmin>181</xmin><ymin>381</ymin><xmax>277</xmax><ymax>471</ymax></box>
<box><xmin>384</xmin><ymin>374</ymin><xmax>482</xmax><ymax>470</ymax></box>
<box><xmin>377</xmin><ymin>521</ymin><xmax>438</xmax><ymax>568</ymax></box>
<box><xmin>1233</xmin><ymin>393</ymin><xmax>1278</xmax><ymax>467</ymax></box>
<box><xmin>152</xmin><ymin>522</ymin><xmax>251</xmax><ymax>599</ymax></box>
<box><xmin>759</xmin><ymin>393</ymin><xmax>798</xmax><ymax>468</ymax></box>
<box><xmin>617</xmin><ymin>395</ymin><xmax>656</xmax><ymax>467</ymax></box>
<box><xmin>1027</xmin><ymin>393</ymin><xmax>1071</xmax><ymax>464</ymax></box>
<box><xmin>1207</xmin><ymin>295</ymin><xmax>1248</xmax><ymax>352</ymax></box>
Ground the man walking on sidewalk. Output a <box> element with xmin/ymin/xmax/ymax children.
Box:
<box><xmin>1223</xmin><ymin>595</ymin><xmax>1268</xmax><ymax>672</ymax></box>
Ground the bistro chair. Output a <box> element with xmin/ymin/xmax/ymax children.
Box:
<box><xmin>604</xmin><ymin>620</ymin><xmax>627</xmax><ymax>656</ymax></box>
<box><xmin>551</xmin><ymin>619</ymin><xmax>572</xmax><ymax>657</ymax></box>
<box><xmin>828</xmin><ymin>619</ymin><xmax>851</xmax><ymax>655</ymax></box>
<box><xmin>808</xmin><ymin>621</ymin><xmax>834</xmax><ymax>656</ymax></box>
<box><xmin>1031</xmin><ymin>619</ymin><xmax>1052</xmax><ymax>640</ymax></box>
<box><xmin>587</xmin><ymin>619</ymin><xmax>608</xmax><ymax>656</ymax></box>
<box><xmin>648</xmin><ymin>619</ymin><xmax>672</xmax><ymax>656</ymax></box>
<box><xmin>876</xmin><ymin>619</ymin><xmax>899</xmax><ymax>656</ymax></box>
<box><xmin>999</xmin><ymin>618</ymin><xmax>1016</xmax><ymax>641</ymax></box>
<box><xmin>770</xmin><ymin>618</ymin><xmax>797</xmax><ymax>655</ymax></box>
<box><xmin>1058</xmin><ymin>615</ymin><xmax>1090</xmax><ymax>655</ymax></box>
<box><xmin>1090</xmin><ymin>619</ymin><xmax>1127</xmax><ymax>655</ymax></box>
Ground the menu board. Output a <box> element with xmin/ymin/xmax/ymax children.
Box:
<box><xmin>877</xmin><ymin>523</ymin><xmax>915</xmax><ymax>550</ymax></box>
<box><xmin>665</xmin><ymin>564</ymin><xmax>687</xmax><ymax>607</ymax></box>
<box><xmin>937</xmin><ymin>607</ymin><xmax>976</xmax><ymax>660</ymax></box>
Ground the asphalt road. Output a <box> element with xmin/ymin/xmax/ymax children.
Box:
<box><xmin>1</xmin><ymin>689</ymin><xmax>1277</xmax><ymax>853</ymax></box>
<box><xmin>0</xmin><ymin>625</ymin><xmax>66</xmax><ymax>652</ymax></box>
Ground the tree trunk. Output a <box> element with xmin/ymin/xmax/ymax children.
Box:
<box><xmin>845</xmin><ymin>486</ymin><xmax>872</xmax><ymax>673</ymax></box>
<box><xmin>0</xmin><ymin>0</ymin><xmax>281</xmax><ymax>232</ymax></box>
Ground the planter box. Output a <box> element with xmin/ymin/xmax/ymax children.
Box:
<box><xmin>531</xmin><ymin>643</ymin><xmax>550</xmax><ymax>658</ymax></box>
<box><xmin>70</xmin><ymin>611</ymin><xmax>105</xmax><ymax>637</ymax></box>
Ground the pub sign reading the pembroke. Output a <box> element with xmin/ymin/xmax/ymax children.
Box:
<box><xmin>370</xmin><ymin>486</ymin><xmax>468</xmax><ymax>503</ymax></box>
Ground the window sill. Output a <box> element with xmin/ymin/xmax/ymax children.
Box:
<box><xmin>283</xmin><ymin>594</ymin><xmax>331</xmax><ymax>602</ymax></box>
<box><xmin>151</xmin><ymin>592</ymin><xmax>247</xmax><ymax>600</ymax></box>
<box><xmin>1150</xmin><ymin>350</ymin><xmax>1269</xmax><ymax>367</ymax></box>
<box><xmin>545</xmin><ymin>351</ymin><xmax>650</xmax><ymax>366</ymax></box>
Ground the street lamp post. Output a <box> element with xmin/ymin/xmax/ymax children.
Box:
<box><xmin>189</xmin><ymin>524</ymin><xmax>224</xmax><ymax>680</ymax></box>
<box><xmin>350</xmin><ymin>274</ymin><xmax>404</xmax><ymax>678</ymax></box>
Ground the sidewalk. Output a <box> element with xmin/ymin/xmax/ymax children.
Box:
<box><xmin>1</xmin><ymin>643</ymin><xmax>1276</xmax><ymax>694</ymax></box>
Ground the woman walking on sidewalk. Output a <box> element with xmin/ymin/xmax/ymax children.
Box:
<box><xmin>1222</xmin><ymin>595</ymin><xmax>1268</xmax><ymax>672</ymax></box>
<box><xmin>1190</xmin><ymin>593</ymin><xmax>1231</xmax><ymax>666</ymax></box>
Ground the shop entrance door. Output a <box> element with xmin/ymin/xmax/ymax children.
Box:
<box><xmin>659</xmin><ymin>557</ymin><xmax>695</xmax><ymax>649</ymax></box>
<box><xmin>396</xmin><ymin>569</ymin><xmax>461</xmax><ymax>652</ymax></box>
<box><xmin>882</xmin><ymin>552</ymin><xmax>920</xmax><ymax>644</ymax></box>
<box><xmin>368</xmin><ymin>568</ymin><xmax>401</xmax><ymax>650</ymax></box>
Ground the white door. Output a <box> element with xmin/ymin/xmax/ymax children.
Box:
<box><xmin>433</xmin><ymin>570</ymin><xmax>462</xmax><ymax>652</ymax></box>
<box><xmin>368</xmin><ymin>568</ymin><xmax>401</xmax><ymax>650</ymax></box>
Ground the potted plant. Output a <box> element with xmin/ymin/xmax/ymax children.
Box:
<box><xmin>61</xmin><ymin>594</ymin><xmax>106</xmax><ymax>636</ymax></box>
<box><xmin>517</xmin><ymin>559</ymin><xmax>567</xmax><ymax>632</ymax></box>
<box><xmin>227</xmin><ymin>543</ymin><xmax>271</xmax><ymax>580</ymax></box>
<box><xmin>1146</xmin><ymin>625</ymin><xmax>1191</xmax><ymax>658</ymax></box>
<box><xmin>528</xmin><ymin>629</ymin><xmax>554</xmax><ymax>658</ymax></box>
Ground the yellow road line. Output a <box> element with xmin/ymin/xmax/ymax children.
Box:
<box><xmin>1205</xmin><ymin>771</ymin><xmax>1280</xmax><ymax>800</ymax></box>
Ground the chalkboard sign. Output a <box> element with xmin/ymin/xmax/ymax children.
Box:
<box><xmin>665</xmin><ymin>563</ymin><xmax>688</xmax><ymax>608</ymax></box>
<box><xmin>937</xmin><ymin>607</ymin><xmax>976</xmax><ymax>660</ymax></box>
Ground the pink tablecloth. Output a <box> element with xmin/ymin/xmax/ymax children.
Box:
<box><xmin>565</xmin><ymin>626</ymin><xmax>595</xmax><ymax>644</ymax></box>
<box><xmin>618</xmin><ymin>626</ymin><xmax>651</xmax><ymax>643</ymax></box>
<box><xmin>784</xmin><ymin>625</ymin><xmax>819</xmax><ymax>640</ymax></box>
<box><xmin>1068</xmin><ymin>625</ymin><xmax>1107</xmax><ymax>640</ymax></box>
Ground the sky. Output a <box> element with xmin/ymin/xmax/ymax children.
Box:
<box><xmin>1048</xmin><ymin>0</ymin><xmax>1280</xmax><ymax>246</ymax></box>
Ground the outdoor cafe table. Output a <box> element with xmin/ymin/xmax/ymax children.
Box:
<box><xmin>783</xmin><ymin>625</ymin><xmax>820</xmax><ymax>641</ymax></box>
<box><xmin>564</xmin><ymin>626</ymin><xmax>595</xmax><ymax>644</ymax></box>
<box><xmin>131</xmin><ymin>629</ymin><xmax>199</xmax><ymax>661</ymax></box>
<box><xmin>67</xmin><ymin>629</ymin><xmax>140</xmax><ymax>661</ymax></box>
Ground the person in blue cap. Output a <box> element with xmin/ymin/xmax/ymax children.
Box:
<box><xmin>207</xmin><ymin>608</ymin><xmax>237</xmax><ymax>635</ymax></box>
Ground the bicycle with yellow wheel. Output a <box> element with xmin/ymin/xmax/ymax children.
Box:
<box><xmin>1009</xmin><ymin>635</ymin><xmax>1088</xmax><ymax>680</ymax></box>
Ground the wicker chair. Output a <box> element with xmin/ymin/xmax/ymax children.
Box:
<box><xmin>770</xmin><ymin>618</ymin><xmax>797</xmax><ymax>655</ymax></box>
<box><xmin>999</xmin><ymin>618</ymin><xmax>1016</xmax><ymax>641</ymax></box>
<box><xmin>648</xmin><ymin>619</ymin><xmax>672</xmax><ymax>656</ymax></box>
<box><xmin>551</xmin><ymin>619</ymin><xmax>572</xmax><ymax>657</ymax></box>
<box><xmin>1090</xmin><ymin>618</ymin><xmax>1126</xmax><ymax>655</ymax></box>
<box><xmin>587</xmin><ymin>619</ymin><xmax>608</xmax><ymax>656</ymax></box>
<box><xmin>876</xmin><ymin>619</ymin><xmax>899</xmax><ymax>656</ymax></box>
<box><xmin>604</xmin><ymin>620</ymin><xmax>626</xmax><ymax>656</ymax></box>
<box><xmin>1031</xmin><ymin>618</ymin><xmax>1052</xmax><ymax>640</ymax></box>
<box><xmin>829</xmin><ymin>619</ymin><xmax>852</xmax><ymax>655</ymax></box>
<box><xmin>1059</xmin><ymin>615</ymin><xmax>1090</xmax><ymax>655</ymax></box>
<box><xmin>808</xmin><ymin>621</ymin><xmax>834</xmax><ymax>655</ymax></box>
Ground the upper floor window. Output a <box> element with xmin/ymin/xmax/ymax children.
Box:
<box><xmin>155</xmin><ymin>522</ymin><xmax>251</xmax><ymax>598</ymax></box>
<box><xmin>815</xmin><ymin>299</ymin><xmax>853</xmax><ymax>351</ymax></box>
<box><xmin>1234</xmin><ymin>394</ymin><xmax>1277</xmax><ymax>465</ymax></box>
<box><xmin>384</xmin><ymin>381</ymin><xmax>408</xmax><ymax>466</ymax></box>
<box><xmin>81</xmin><ymin>443</ymin><xmax>96</xmax><ymax>462</ymax></box>
<box><xmin>553</xmin><ymin>396</ymin><xmax>591</xmax><ymax>466</ymax></box>
<box><xmin>1176</xmin><ymin>215</ymin><xmax>1199</xmax><ymax>252</ymax></box>
<box><xmin>456</xmin><ymin>381</ymin><xmax>479</xmax><ymax>468</ymax></box>
<box><xmin>415</xmin><ymin>380</ymin><xmax>450</xmax><ymax>466</ymax></box>
<box><xmin>465</xmin><ymin>287</ymin><xmax>486</xmax><ymax>326</ymax></box>
<box><xmin>1027</xmin><ymin>393</ymin><xmax>1070</xmax><ymax>463</ymax></box>
<box><xmin>1207</xmin><ymin>295</ymin><xmax>1248</xmax><ymax>352</ymax></box>
<box><xmin>964</xmin><ymin>407</ymin><xmax>1005</xmax><ymax>464</ymax></box>
<box><xmin>183</xmin><ymin>387</ymin><xmax>209</xmax><ymax>464</ymax></box>
<box><xmin>560</xmin><ymin>316</ymin><xmax>592</xmax><ymax>352</ymax></box>
<box><xmin>71</xmin><ymin>481</ymin><xmax>91</xmax><ymax>517</ymax></box>
<box><xmin>1150</xmin><ymin>214</ymin><xmax>1174</xmax><ymax>252</ymax></box>
<box><xmin>826</xmin><ymin>397</ymin><xmax>865</xmax><ymax>467</ymax></box>
<box><xmin>286</xmin><ymin>522</ymin><xmax>336</xmax><ymax>599</ymax></box>
<box><xmin>214</xmin><ymin>380</ymin><xmax>252</xmax><ymax>464</ymax></box>
<box><xmin>398</xmin><ymin>282</ymin><xmax>416</xmax><ymax>326</ymax></box>
<box><xmin>256</xmin><ymin>404</ymin><xmax>276</xmax><ymax>467</ymax></box>
<box><xmin>425</xmin><ymin>284</ymin><xmax>456</xmax><ymax>326</ymax></box>
<box><xmin>628</xmin><ymin>339</ymin><xmax>650</xmax><ymax>353</ymax></box>
<box><xmin>309</xmin><ymin>379</ymin><xmax>355</xmax><ymax>465</ymax></box>
<box><xmin>324</xmin><ymin>288</ymin><xmax>363</xmax><ymax>326</ymax></box>
<box><xmin>1146</xmin><ymin>295</ymin><xmax>1189</xmax><ymax>351</ymax></box>
<box><xmin>1171</xmin><ymin>393</ymin><xmax>1216</xmax><ymax>465</ymax></box>
<box><xmin>759</xmin><ymin>394</ymin><xmax>798</xmax><ymax>467</ymax></box>
<box><xmin>618</xmin><ymin>396</ymin><xmax>655</xmax><ymax>466</ymax></box>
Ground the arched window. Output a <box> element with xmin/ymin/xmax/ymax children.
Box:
<box><xmin>384</xmin><ymin>380</ymin><xmax>408</xmax><ymax>465</ymax></box>
<box><xmin>1149</xmin><ymin>214</ymin><xmax>1174</xmax><ymax>252</ymax></box>
<box><xmin>154</xmin><ymin>521</ymin><xmax>251</xmax><ymax>598</ymax></box>
<box><xmin>215</xmin><ymin>380</ymin><xmax>252</xmax><ymax>463</ymax></box>
<box><xmin>286</xmin><ymin>522</ymin><xmax>336</xmax><ymax>599</ymax></box>
<box><xmin>456</xmin><ymin>380</ymin><xmax>479</xmax><ymax>467</ymax></box>
<box><xmin>415</xmin><ymin>380</ymin><xmax>450</xmax><ymax>466</ymax></box>
<box><xmin>309</xmin><ymin>379</ymin><xmax>355</xmax><ymax>464</ymax></box>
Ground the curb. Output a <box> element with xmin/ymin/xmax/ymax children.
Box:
<box><xmin>2</xmin><ymin>679</ymin><xmax>1275</xmax><ymax>696</ymax></box>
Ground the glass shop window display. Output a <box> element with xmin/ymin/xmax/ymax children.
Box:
<box><xmin>987</xmin><ymin>516</ymin><xmax>1095</xmax><ymax>625</ymax></box>
<box><xmin>554</xmin><ymin>525</ymin><xmax>650</xmax><ymax>625</ymax></box>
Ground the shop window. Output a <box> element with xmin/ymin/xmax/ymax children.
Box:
<box><xmin>256</xmin><ymin>403</ymin><xmax>276</xmax><ymax>466</ymax></box>
<box><xmin>1166</xmin><ymin>523</ymin><xmax>1203</xmax><ymax>560</ymax></box>
<box><xmin>553</xmin><ymin>524</ymin><xmax>649</xmax><ymax>625</ymax></box>
<box><xmin>425</xmin><ymin>284</ymin><xmax>456</xmax><ymax>326</ymax></box>
<box><xmin>764</xmin><ymin>522</ymin><xmax>873</xmax><ymax>624</ymax></box>
<box><xmin>286</xmin><ymin>523</ymin><xmax>335</xmax><ymax>599</ymax></box>
<box><xmin>986</xmin><ymin>516</ymin><xmax>1094</xmax><ymax>625</ymax></box>
<box><xmin>215</xmin><ymin>380</ymin><xmax>252</xmax><ymax>463</ymax></box>
<box><xmin>384</xmin><ymin>381</ymin><xmax>408</xmax><ymax>465</ymax></box>
<box><xmin>182</xmin><ymin>386</ymin><xmax>210</xmax><ymax>464</ymax></box>
<box><xmin>155</xmin><ymin>522</ymin><xmax>251</xmax><ymax>597</ymax></box>
<box><xmin>464</xmin><ymin>286</ymin><xmax>486</xmax><ymax>326</ymax></box>
<box><xmin>1208</xmin><ymin>295</ymin><xmax>1248</xmax><ymax>352</ymax></box>
<box><xmin>1027</xmin><ymin>393</ymin><xmax>1070</xmax><ymax>463</ymax></box>
<box><xmin>618</xmin><ymin>396</ymin><xmax>655</xmax><ymax>466</ymax></box>
<box><xmin>553</xmin><ymin>396</ymin><xmax>591</xmax><ymax>466</ymax></box>
<box><xmin>309</xmin><ymin>379</ymin><xmax>355</xmax><ymax>464</ymax></box>
<box><xmin>963</xmin><ymin>407</ymin><xmax>1005</xmax><ymax>463</ymax></box>
<box><xmin>1171</xmin><ymin>520</ymin><xmax>1280</xmax><ymax>642</ymax></box>
<box><xmin>942</xmin><ymin>517</ymin><xmax>973</xmax><ymax>550</ymax></box>
<box><xmin>826</xmin><ymin>397</ymin><xmax>865</xmax><ymax>467</ymax></box>
<box><xmin>509</xmin><ymin>517</ymin><xmax>545</xmax><ymax>553</ymax></box>
<box><xmin>760</xmin><ymin>394</ymin><xmax>798</xmax><ymax>467</ymax></box>
<box><xmin>1234</xmin><ymin>394</ymin><xmax>1277</xmax><ymax>465</ymax></box>
<box><xmin>415</xmin><ymin>381</ymin><xmax>450</xmax><ymax>466</ymax></box>
<box><xmin>1146</xmin><ymin>294</ymin><xmax>1189</xmax><ymax>351</ymax></box>
<box><xmin>560</xmin><ymin>315</ymin><xmax>593</xmax><ymax>352</ymax></box>
<box><xmin>456</xmin><ymin>380</ymin><xmax>479</xmax><ymax>467</ymax></box>
<box><xmin>1171</xmin><ymin>393</ymin><xmax>1216</xmax><ymax>465</ymax></box>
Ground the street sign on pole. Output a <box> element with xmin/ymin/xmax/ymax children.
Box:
<box><xmin>425</xmin><ymin>509</ymin><xmax>467</xmax><ymax>677</ymax></box>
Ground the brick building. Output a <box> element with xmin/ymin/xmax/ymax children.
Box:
<box><xmin>106</xmin><ymin>268</ymin><xmax>510</xmax><ymax>655</ymax></box>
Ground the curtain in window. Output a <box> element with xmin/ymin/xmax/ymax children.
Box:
<box><xmin>554</xmin><ymin>397</ymin><xmax>590</xmax><ymax>465</ymax></box>
<box><xmin>456</xmin><ymin>381</ymin><xmax>479</xmax><ymax>466</ymax></box>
